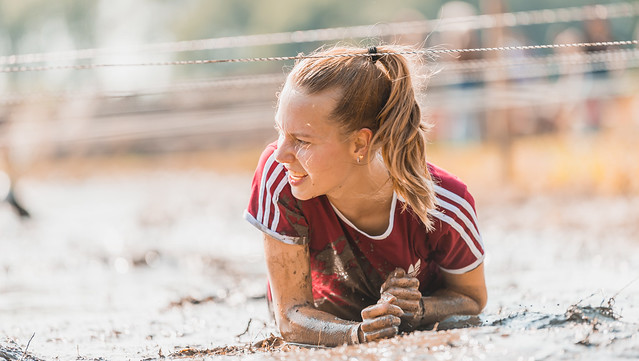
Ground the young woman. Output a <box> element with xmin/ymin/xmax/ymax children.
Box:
<box><xmin>244</xmin><ymin>45</ymin><xmax>487</xmax><ymax>346</ymax></box>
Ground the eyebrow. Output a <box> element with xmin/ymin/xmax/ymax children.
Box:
<box><xmin>274</xmin><ymin>121</ymin><xmax>314</xmax><ymax>139</ymax></box>
<box><xmin>290</xmin><ymin>131</ymin><xmax>314</xmax><ymax>139</ymax></box>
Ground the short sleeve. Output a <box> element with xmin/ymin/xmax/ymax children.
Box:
<box><xmin>244</xmin><ymin>143</ymin><xmax>309</xmax><ymax>245</ymax></box>
<box><xmin>429</xmin><ymin>180</ymin><xmax>485</xmax><ymax>274</ymax></box>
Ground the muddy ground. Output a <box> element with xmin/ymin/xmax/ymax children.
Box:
<box><xmin>1</xmin><ymin>169</ymin><xmax>638</xmax><ymax>360</ymax></box>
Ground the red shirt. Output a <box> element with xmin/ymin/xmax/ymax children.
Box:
<box><xmin>244</xmin><ymin>142</ymin><xmax>484</xmax><ymax>321</ymax></box>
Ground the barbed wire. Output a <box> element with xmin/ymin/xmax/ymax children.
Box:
<box><xmin>2</xmin><ymin>47</ymin><xmax>638</xmax><ymax>106</ymax></box>
<box><xmin>429</xmin><ymin>52</ymin><xmax>639</xmax><ymax>86</ymax></box>
<box><xmin>1</xmin><ymin>40</ymin><xmax>637</xmax><ymax>74</ymax></box>
<box><xmin>0</xmin><ymin>2</ymin><xmax>637</xmax><ymax>66</ymax></box>
<box><xmin>438</xmin><ymin>47</ymin><xmax>639</xmax><ymax>74</ymax></box>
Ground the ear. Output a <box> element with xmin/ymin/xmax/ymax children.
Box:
<box><xmin>352</xmin><ymin>128</ymin><xmax>373</xmax><ymax>160</ymax></box>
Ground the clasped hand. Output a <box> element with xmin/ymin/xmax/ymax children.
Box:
<box><xmin>359</xmin><ymin>268</ymin><xmax>424</xmax><ymax>342</ymax></box>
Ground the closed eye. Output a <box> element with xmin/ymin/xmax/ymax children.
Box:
<box><xmin>274</xmin><ymin>122</ymin><xmax>311</xmax><ymax>146</ymax></box>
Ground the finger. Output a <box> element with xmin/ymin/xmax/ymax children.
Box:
<box><xmin>378</xmin><ymin>292</ymin><xmax>397</xmax><ymax>304</ymax></box>
<box><xmin>362</xmin><ymin>302</ymin><xmax>404</xmax><ymax>319</ymax></box>
<box><xmin>360</xmin><ymin>315</ymin><xmax>402</xmax><ymax>333</ymax></box>
<box><xmin>384</xmin><ymin>277</ymin><xmax>420</xmax><ymax>290</ymax></box>
<box><xmin>384</xmin><ymin>287</ymin><xmax>422</xmax><ymax>300</ymax></box>
<box><xmin>381</xmin><ymin>268</ymin><xmax>405</xmax><ymax>290</ymax></box>
<box><xmin>392</xmin><ymin>299</ymin><xmax>421</xmax><ymax>314</ymax></box>
<box><xmin>382</xmin><ymin>268</ymin><xmax>406</xmax><ymax>286</ymax></box>
<box><xmin>381</xmin><ymin>273</ymin><xmax>419</xmax><ymax>294</ymax></box>
<box><xmin>363</xmin><ymin>327</ymin><xmax>399</xmax><ymax>342</ymax></box>
<box><xmin>392</xmin><ymin>268</ymin><xmax>406</xmax><ymax>278</ymax></box>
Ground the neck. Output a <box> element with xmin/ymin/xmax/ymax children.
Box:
<box><xmin>327</xmin><ymin>157</ymin><xmax>394</xmax><ymax>233</ymax></box>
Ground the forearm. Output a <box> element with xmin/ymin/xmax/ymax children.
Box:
<box><xmin>418</xmin><ymin>289</ymin><xmax>484</xmax><ymax>326</ymax></box>
<box><xmin>279</xmin><ymin>303</ymin><xmax>360</xmax><ymax>346</ymax></box>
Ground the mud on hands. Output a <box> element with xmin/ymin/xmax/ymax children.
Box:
<box><xmin>357</xmin><ymin>268</ymin><xmax>424</xmax><ymax>343</ymax></box>
<box><xmin>380</xmin><ymin>268</ymin><xmax>425</xmax><ymax>332</ymax></box>
<box><xmin>359</xmin><ymin>292</ymin><xmax>404</xmax><ymax>342</ymax></box>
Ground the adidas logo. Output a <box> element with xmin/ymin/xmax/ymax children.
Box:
<box><xmin>407</xmin><ymin>259</ymin><xmax>421</xmax><ymax>278</ymax></box>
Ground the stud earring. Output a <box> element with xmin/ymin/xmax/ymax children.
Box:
<box><xmin>357</xmin><ymin>155</ymin><xmax>363</xmax><ymax>164</ymax></box>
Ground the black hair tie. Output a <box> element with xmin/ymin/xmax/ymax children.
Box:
<box><xmin>368</xmin><ymin>46</ymin><xmax>381</xmax><ymax>64</ymax></box>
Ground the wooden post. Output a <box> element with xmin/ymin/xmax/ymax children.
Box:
<box><xmin>480</xmin><ymin>0</ymin><xmax>513</xmax><ymax>183</ymax></box>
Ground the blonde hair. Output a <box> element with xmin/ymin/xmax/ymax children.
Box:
<box><xmin>286</xmin><ymin>45</ymin><xmax>436</xmax><ymax>230</ymax></box>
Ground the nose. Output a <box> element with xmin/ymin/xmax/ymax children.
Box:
<box><xmin>274</xmin><ymin>135</ymin><xmax>296</xmax><ymax>165</ymax></box>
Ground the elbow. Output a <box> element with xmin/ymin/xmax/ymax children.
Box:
<box><xmin>275</xmin><ymin>305</ymin><xmax>314</xmax><ymax>344</ymax></box>
<box><xmin>472</xmin><ymin>288</ymin><xmax>488</xmax><ymax>314</ymax></box>
<box><xmin>456</xmin><ymin>286</ymin><xmax>487</xmax><ymax>315</ymax></box>
<box><xmin>278</xmin><ymin>320</ymin><xmax>303</xmax><ymax>344</ymax></box>
<box><xmin>476</xmin><ymin>295</ymin><xmax>487</xmax><ymax>313</ymax></box>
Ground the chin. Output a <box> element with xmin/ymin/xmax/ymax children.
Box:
<box><xmin>290</xmin><ymin>187</ymin><xmax>317</xmax><ymax>201</ymax></box>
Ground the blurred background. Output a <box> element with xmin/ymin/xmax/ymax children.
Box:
<box><xmin>1</xmin><ymin>1</ymin><xmax>639</xmax><ymax>360</ymax></box>
<box><xmin>1</xmin><ymin>0</ymin><xmax>638</xmax><ymax>193</ymax></box>
<box><xmin>1</xmin><ymin>0</ymin><xmax>638</xmax><ymax>197</ymax></box>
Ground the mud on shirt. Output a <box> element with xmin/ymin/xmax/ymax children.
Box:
<box><xmin>244</xmin><ymin>142</ymin><xmax>485</xmax><ymax>321</ymax></box>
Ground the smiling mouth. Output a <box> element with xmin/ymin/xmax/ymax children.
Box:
<box><xmin>287</xmin><ymin>172</ymin><xmax>308</xmax><ymax>185</ymax></box>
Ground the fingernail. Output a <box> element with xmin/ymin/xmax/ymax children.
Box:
<box><xmin>380</xmin><ymin>292</ymin><xmax>397</xmax><ymax>303</ymax></box>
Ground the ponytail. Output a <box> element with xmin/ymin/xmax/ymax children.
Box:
<box><xmin>372</xmin><ymin>48</ymin><xmax>436</xmax><ymax>231</ymax></box>
<box><xmin>288</xmin><ymin>45</ymin><xmax>436</xmax><ymax>230</ymax></box>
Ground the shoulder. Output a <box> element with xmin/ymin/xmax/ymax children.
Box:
<box><xmin>428</xmin><ymin>163</ymin><xmax>472</xmax><ymax>205</ymax></box>
<box><xmin>246</xmin><ymin>142</ymin><xmax>308</xmax><ymax>244</ymax></box>
<box><xmin>251</xmin><ymin>142</ymin><xmax>289</xmax><ymax>192</ymax></box>
<box><xmin>426</xmin><ymin>163</ymin><xmax>485</xmax><ymax>273</ymax></box>
<box><xmin>428</xmin><ymin>163</ymin><xmax>478</xmax><ymax>217</ymax></box>
<box><xmin>250</xmin><ymin>141</ymin><xmax>290</xmax><ymax>200</ymax></box>
<box><xmin>428</xmin><ymin>162</ymin><xmax>482</xmax><ymax>246</ymax></box>
<box><xmin>255</xmin><ymin>141</ymin><xmax>280</xmax><ymax>176</ymax></box>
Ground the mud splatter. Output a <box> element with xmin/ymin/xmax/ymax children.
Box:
<box><xmin>165</xmin><ymin>295</ymin><xmax>218</xmax><ymax>309</ymax></box>
<box><xmin>0</xmin><ymin>338</ymin><xmax>44</xmax><ymax>361</ymax></box>
<box><xmin>170</xmin><ymin>334</ymin><xmax>293</xmax><ymax>357</ymax></box>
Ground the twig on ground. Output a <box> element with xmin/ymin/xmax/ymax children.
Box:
<box><xmin>20</xmin><ymin>333</ymin><xmax>35</xmax><ymax>361</ymax></box>
<box><xmin>164</xmin><ymin>295</ymin><xmax>218</xmax><ymax>310</ymax></box>
<box><xmin>607</xmin><ymin>274</ymin><xmax>639</xmax><ymax>306</ymax></box>
<box><xmin>235</xmin><ymin>319</ymin><xmax>253</xmax><ymax>338</ymax></box>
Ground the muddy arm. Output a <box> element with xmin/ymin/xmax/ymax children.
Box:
<box><xmin>264</xmin><ymin>234</ymin><xmax>404</xmax><ymax>346</ymax></box>
<box><xmin>382</xmin><ymin>264</ymin><xmax>487</xmax><ymax>330</ymax></box>
<box><xmin>263</xmin><ymin>234</ymin><xmax>360</xmax><ymax>346</ymax></box>
<box><xmin>419</xmin><ymin>263</ymin><xmax>487</xmax><ymax>326</ymax></box>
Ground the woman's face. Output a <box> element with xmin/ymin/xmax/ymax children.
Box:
<box><xmin>274</xmin><ymin>85</ymin><xmax>358</xmax><ymax>201</ymax></box>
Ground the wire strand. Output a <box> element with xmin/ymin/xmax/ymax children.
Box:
<box><xmin>1</xmin><ymin>40</ymin><xmax>637</xmax><ymax>73</ymax></box>
<box><xmin>0</xmin><ymin>2</ymin><xmax>636</xmax><ymax>66</ymax></box>
<box><xmin>3</xmin><ymin>47</ymin><xmax>639</xmax><ymax>106</ymax></box>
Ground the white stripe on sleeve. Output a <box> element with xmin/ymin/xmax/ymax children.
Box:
<box><xmin>262</xmin><ymin>162</ymin><xmax>284</xmax><ymax>226</ymax></box>
<box><xmin>435</xmin><ymin>197</ymin><xmax>482</xmax><ymax>248</ymax></box>
<box><xmin>440</xmin><ymin>256</ymin><xmax>484</xmax><ymax>274</ymax></box>
<box><xmin>430</xmin><ymin>209</ymin><xmax>484</xmax><ymax>262</ymax></box>
<box><xmin>270</xmin><ymin>176</ymin><xmax>289</xmax><ymax>231</ymax></box>
<box><xmin>244</xmin><ymin>210</ymin><xmax>305</xmax><ymax>245</ymax></box>
<box><xmin>257</xmin><ymin>153</ymin><xmax>277</xmax><ymax>224</ymax></box>
<box><xmin>434</xmin><ymin>184</ymin><xmax>484</xmax><ymax>248</ymax></box>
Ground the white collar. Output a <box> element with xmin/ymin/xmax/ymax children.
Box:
<box><xmin>329</xmin><ymin>192</ymin><xmax>397</xmax><ymax>240</ymax></box>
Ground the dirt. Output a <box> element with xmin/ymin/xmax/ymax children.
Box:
<box><xmin>1</xmin><ymin>170</ymin><xmax>638</xmax><ymax>360</ymax></box>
